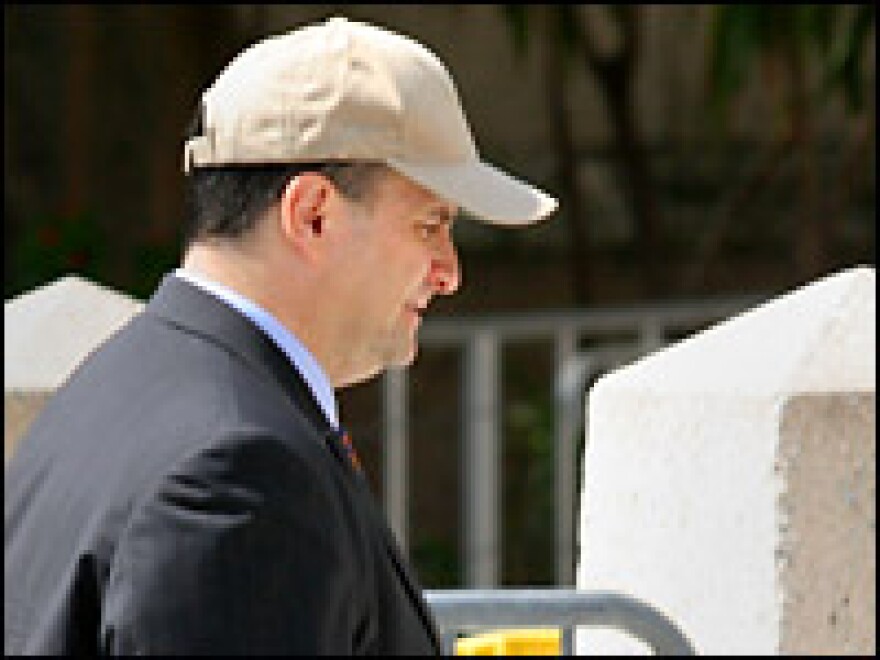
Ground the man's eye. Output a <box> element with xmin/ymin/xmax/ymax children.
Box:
<box><xmin>419</xmin><ymin>223</ymin><xmax>441</xmax><ymax>238</ymax></box>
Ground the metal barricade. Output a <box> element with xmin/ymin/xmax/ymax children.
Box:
<box><xmin>424</xmin><ymin>588</ymin><xmax>696</xmax><ymax>655</ymax></box>
<box><xmin>384</xmin><ymin>295</ymin><xmax>762</xmax><ymax>585</ymax></box>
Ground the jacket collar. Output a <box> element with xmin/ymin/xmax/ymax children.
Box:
<box><xmin>145</xmin><ymin>274</ymin><xmax>331</xmax><ymax>433</ymax></box>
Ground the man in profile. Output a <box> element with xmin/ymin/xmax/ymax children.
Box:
<box><xmin>5</xmin><ymin>16</ymin><xmax>556</xmax><ymax>654</ymax></box>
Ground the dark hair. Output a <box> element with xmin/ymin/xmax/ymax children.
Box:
<box><xmin>181</xmin><ymin>106</ymin><xmax>384</xmax><ymax>248</ymax></box>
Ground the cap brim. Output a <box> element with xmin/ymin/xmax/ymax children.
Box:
<box><xmin>386</xmin><ymin>158</ymin><xmax>558</xmax><ymax>226</ymax></box>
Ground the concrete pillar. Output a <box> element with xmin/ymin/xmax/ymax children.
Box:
<box><xmin>576</xmin><ymin>266</ymin><xmax>875</xmax><ymax>655</ymax></box>
<box><xmin>4</xmin><ymin>275</ymin><xmax>143</xmax><ymax>463</ymax></box>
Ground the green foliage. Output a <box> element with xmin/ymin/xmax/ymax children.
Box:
<box><xmin>130</xmin><ymin>237</ymin><xmax>181</xmax><ymax>300</ymax></box>
<box><xmin>412</xmin><ymin>535</ymin><xmax>460</xmax><ymax>588</ymax></box>
<box><xmin>8</xmin><ymin>212</ymin><xmax>108</xmax><ymax>299</ymax></box>
<box><xmin>7</xmin><ymin>211</ymin><xmax>182</xmax><ymax>301</ymax></box>
<box><xmin>823</xmin><ymin>4</ymin><xmax>876</xmax><ymax>112</ymax></box>
<box><xmin>502</xmin><ymin>4</ymin><xmax>530</xmax><ymax>59</ymax></box>
<box><xmin>503</xmin><ymin>356</ymin><xmax>558</xmax><ymax>585</ymax></box>
<box><xmin>499</xmin><ymin>5</ymin><xmax>590</xmax><ymax>74</ymax></box>
<box><xmin>708</xmin><ymin>5</ymin><xmax>764</xmax><ymax>118</ymax></box>
<box><xmin>708</xmin><ymin>4</ymin><xmax>875</xmax><ymax>124</ymax></box>
<box><xmin>557</xmin><ymin>5</ymin><xmax>583</xmax><ymax>72</ymax></box>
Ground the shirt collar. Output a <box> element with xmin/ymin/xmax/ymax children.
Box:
<box><xmin>173</xmin><ymin>268</ymin><xmax>339</xmax><ymax>430</ymax></box>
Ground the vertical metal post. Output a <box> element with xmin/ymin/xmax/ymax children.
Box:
<box><xmin>463</xmin><ymin>331</ymin><xmax>501</xmax><ymax>587</ymax></box>
<box><xmin>640</xmin><ymin>317</ymin><xmax>665</xmax><ymax>354</ymax></box>
<box><xmin>383</xmin><ymin>367</ymin><xmax>409</xmax><ymax>551</ymax></box>
<box><xmin>442</xmin><ymin>631</ymin><xmax>457</xmax><ymax>656</ymax></box>
<box><xmin>561</xmin><ymin>625</ymin><xmax>575</xmax><ymax>655</ymax></box>
<box><xmin>554</xmin><ymin>329</ymin><xmax>578</xmax><ymax>586</ymax></box>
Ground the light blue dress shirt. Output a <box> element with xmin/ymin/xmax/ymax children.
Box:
<box><xmin>173</xmin><ymin>268</ymin><xmax>340</xmax><ymax>431</ymax></box>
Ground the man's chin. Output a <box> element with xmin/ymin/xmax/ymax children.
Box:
<box><xmin>335</xmin><ymin>337</ymin><xmax>418</xmax><ymax>387</ymax></box>
<box><xmin>390</xmin><ymin>344</ymin><xmax>418</xmax><ymax>368</ymax></box>
<box><xmin>387</xmin><ymin>334</ymin><xmax>420</xmax><ymax>369</ymax></box>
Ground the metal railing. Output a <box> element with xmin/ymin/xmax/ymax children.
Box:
<box><xmin>383</xmin><ymin>294</ymin><xmax>764</xmax><ymax>585</ymax></box>
<box><xmin>425</xmin><ymin>588</ymin><xmax>697</xmax><ymax>655</ymax></box>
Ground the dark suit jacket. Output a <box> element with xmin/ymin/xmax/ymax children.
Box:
<box><xmin>5</xmin><ymin>275</ymin><xmax>441</xmax><ymax>655</ymax></box>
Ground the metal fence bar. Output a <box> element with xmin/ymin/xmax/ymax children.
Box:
<box><xmin>440</xmin><ymin>631</ymin><xmax>457</xmax><ymax>656</ymax></box>
<box><xmin>554</xmin><ymin>328</ymin><xmax>579</xmax><ymax>586</ymax></box>
<box><xmin>640</xmin><ymin>316</ymin><xmax>666</xmax><ymax>353</ymax></box>
<box><xmin>462</xmin><ymin>331</ymin><xmax>501</xmax><ymax>587</ymax></box>
<box><xmin>561</xmin><ymin>625</ymin><xmax>575</xmax><ymax>655</ymax></box>
<box><xmin>424</xmin><ymin>589</ymin><xmax>696</xmax><ymax>655</ymax></box>
<box><xmin>382</xmin><ymin>366</ymin><xmax>409</xmax><ymax>550</ymax></box>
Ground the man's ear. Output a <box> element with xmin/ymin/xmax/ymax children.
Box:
<box><xmin>278</xmin><ymin>173</ymin><xmax>332</xmax><ymax>258</ymax></box>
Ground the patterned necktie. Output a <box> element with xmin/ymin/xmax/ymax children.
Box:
<box><xmin>338</xmin><ymin>427</ymin><xmax>362</xmax><ymax>473</ymax></box>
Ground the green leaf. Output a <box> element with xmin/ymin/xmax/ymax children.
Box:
<box><xmin>557</xmin><ymin>5</ymin><xmax>581</xmax><ymax>75</ymax></box>
<box><xmin>823</xmin><ymin>4</ymin><xmax>875</xmax><ymax>112</ymax></box>
<box><xmin>501</xmin><ymin>4</ymin><xmax>531</xmax><ymax>60</ymax></box>
<box><xmin>805</xmin><ymin>3</ymin><xmax>837</xmax><ymax>55</ymax></box>
<box><xmin>708</xmin><ymin>5</ymin><xmax>762</xmax><ymax>122</ymax></box>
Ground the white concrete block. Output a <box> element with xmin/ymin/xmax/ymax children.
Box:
<box><xmin>4</xmin><ymin>275</ymin><xmax>143</xmax><ymax>461</ymax></box>
<box><xmin>576</xmin><ymin>266</ymin><xmax>875</xmax><ymax>655</ymax></box>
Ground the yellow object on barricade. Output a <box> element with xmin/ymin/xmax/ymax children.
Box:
<box><xmin>455</xmin><ymin>628</ymin><xmax>561</xmax><ymax>655</ymax></box>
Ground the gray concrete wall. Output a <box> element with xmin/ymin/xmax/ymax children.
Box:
<box><xmin>779</xmin><ymin>392</ymin><xmax>875</xmax><ymax>655</ymax></box>
<box><xmin>576</xmin><ymin>266</ymin><xmax>875</xmax><ymax>654</ymax></box>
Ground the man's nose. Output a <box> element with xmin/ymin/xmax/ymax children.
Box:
<box><xmin>428</xmin><ymin>235</ymin><xmax>461</xmax><ymax>296</ymax></box>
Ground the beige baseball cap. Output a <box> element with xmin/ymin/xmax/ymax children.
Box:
<box><xmin>183</xmin><ymin>16</ymin><xmax>557</xmax><ymax>226</ymax></box>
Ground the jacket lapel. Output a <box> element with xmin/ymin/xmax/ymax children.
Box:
<box><xmin>324</xmin><ymin>429</ymin><xmax>441</xmax><ymax>649</ymax></box>
<box><xmin>376</xmin><ymin>522</ymin><xmax>443</xmax><ymax>650</ymax></box>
